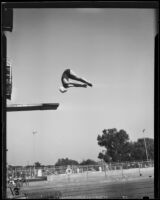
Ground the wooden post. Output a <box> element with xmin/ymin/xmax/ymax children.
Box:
<box><xmin>104</xmin><ymin>164</ymin><xmax>107</xmax><ymax>178</ymax></box>
<box><xmin>122</xmin><ymin>163</ymin><xmax>124</xmax><ymax>178</ymax></box>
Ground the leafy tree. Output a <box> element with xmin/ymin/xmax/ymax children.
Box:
<box><xmin>97</xmin><ymin>128</ymin><xmax>154</xmax><ymax>162</ymax></box>
<box><xmin>55</xmin><ymin>158</ymin><xmax>79</xmax><ymax>166</ymax></box>
<box><xmin>97</xmin><ymin>128</ymin><xmax>131</xmax><ymax>162</ymax></box>
<box><xmin>7</xmin><ymin>165</ymin><xmax>14</xmax><ymax>170</ymax></box>
<box><xmin>98</xmin><ymin>151</ymin><xmax>112</xmax><ymax>162</ymax></box>
<box><xmin>144</xmin><ymin>138</ymin><xmax>154</xmax><ymax>160</ymax></box>
<box><xmin>34</xmin><ymin>162</ymin><xmax>41</xmax><ymax>168</ymax></box>
<box><xmin>26</xmin><ymin>165</ymin><xmax>34</xmax><ymax>168</ymax></box>
<box><xmin>132</xmin><ymin>138</ymin><xmax>154</xmax><ymax>161</ymax></box>
<box><xmin>46</xmin><ymin>165</ymin><xmax>55</xmax><ymax>168</ymax></box>
<box><xmin>80</xmin><ymin>159</ymin><xmax>98</xmax><ymax>165</ymax></box>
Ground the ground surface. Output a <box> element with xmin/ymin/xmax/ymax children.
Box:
<box><xmin>7</xmin><ymin>167</ymin><xmax>154</xmax><ymax>199</ymax></box>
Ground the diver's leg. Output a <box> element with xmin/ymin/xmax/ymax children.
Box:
<box><xmin>67</xmin><ymin>82</ymin><xmax>87</xmax><ymax>88</ymax></box>
<box><xmin>69</xmin><ymin>70</ymin><xmax>92</xmax><ymax>87</ymax></box>
<box><xmin>62</xmin><ymin>78</ymin><xmax>87</xmax><ymax>88</ymax></box>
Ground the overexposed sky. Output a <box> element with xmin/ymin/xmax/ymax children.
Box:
<box><xmin>6</xmin><ymin>8</ymin><xmax>156</xmax><ymax>166</ymax></box>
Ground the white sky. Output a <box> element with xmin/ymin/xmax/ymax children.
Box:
<box><xmin>6</xmin><ymin>8</ymin><xmax>156</xmax><ymax>166</ymax></box>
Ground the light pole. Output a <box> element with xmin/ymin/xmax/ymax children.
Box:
<box><xmin>142</xmin><ymin>129</ymin><xmax>149</xmax><ymax>161</ymax></box>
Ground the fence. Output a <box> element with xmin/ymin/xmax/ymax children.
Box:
<box><xmin>7</xmin><ymin>160</ymin><xmax>154</xmax><ymax>199</ymax></box>
<box><xmin>7</xmin><ymin>160</ymin><xmax>154</xmax><ymax>180</ymax></box>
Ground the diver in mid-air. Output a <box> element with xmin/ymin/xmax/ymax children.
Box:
<box><xmin>59</xmin><ymin>69</ymin><xmax>93</xmax><ymax>93</ymax></box>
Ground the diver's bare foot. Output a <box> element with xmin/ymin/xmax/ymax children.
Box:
<box><xmin>87</xmin><ymin>82</ymin><xmax>93</xmax><ymax>87</ymax></box>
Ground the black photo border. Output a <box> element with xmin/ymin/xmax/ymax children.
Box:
<box><xmin>1</xmin><ymin>1</ymin><xmax>159</xmax><ymax>199</ymax></box>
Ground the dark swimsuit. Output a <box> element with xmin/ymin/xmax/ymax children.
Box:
<box><xmin>61</xmin><ymin>69</ymin><xmax>70</xmax><ymax>88</ymax></box>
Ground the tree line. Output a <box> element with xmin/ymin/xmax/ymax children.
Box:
<box><xmin>97</xmin><ymin>128</ymin><xmax>154</xmax><ymax>163</ymax></box>
<box><xmin>8</xmin><ymin>159</ymin><xmax>98</xmax><ymax>170</ymax></box>
<box><xmin>8</xmin><ymin>128</ymin><xmax>154</xmax><ymax>169</ymax></box>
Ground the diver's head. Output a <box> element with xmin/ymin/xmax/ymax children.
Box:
<box><xmin>59</xmin><ymin>86</ymin><xmax>68</xmax><ymax>93</ymax></box>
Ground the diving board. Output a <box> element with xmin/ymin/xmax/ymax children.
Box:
<box><xmin>7</xmin><ymin>103</ymin><xmax>59</xmax><ymax>112</ymax></box>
